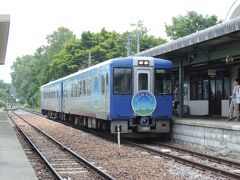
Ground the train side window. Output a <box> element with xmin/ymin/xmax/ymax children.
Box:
<box><xmin>106</xmin><ymin>73</ymin><xmax>109</xmax><ymax>86</ymax></box>
<box><xmin>155</xmin><ymin>68</ymin><xmax>171</xmax><ymax>94</ymax></box>
<box><xmin>113</xmin><ymin>68</ymin><xmax>132</xmax><ymax>94</ymax></box>
<box><xmin>74</xmin><ymin>83</ymin><xmax>78</xmax><ymax>97</ymax></box>
<box><xmin>138</xmin><ymin>73</ymin><xmax>148</xmax><ymax>91</ymax></box>
<box><xmin>106</xmin><ymin>73</ymin><xmax>109</xmax><ymax>93</ymax></box>
<box><xmin>71</xmin><ymin>83</ymin><xmax>73</xmax><ymax>97</ymax></box>
<box><xmin>79</xmin><ymin>81</ymin><xmax>82</xmax><ymax>97</ymax></box>
<box><xmin>102</xmin><ymin>74</ymin><xmax>105</xmax><ymax>94</ymax></box>
<box><xmin>83</xmin><ymin>80</ymin><xmax>86</xmax><ymax>95</ymax></box>
<box><xmin>87</xmin><ymin>79</ymin><xmax>92</xmax><ymax>96</ymax></box>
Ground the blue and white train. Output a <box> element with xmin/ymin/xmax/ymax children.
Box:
<box><xmin>41</xmin><ymin>57</ymin><xmax>172</xmax><ymax>136</ymax></box>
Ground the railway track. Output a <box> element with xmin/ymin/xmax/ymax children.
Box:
<box><xmin>153</xmin><ymin>141</ymin><xmax>240</xmax><ymax>168</ymax></box>
<box><xmin>7</xmin><ymin>111</ymin><xmax>115</xmax><ymax>180</ymax></box>
<box><xmin>126</xmin><ymin>141</ymin><xmax>240</xmax><ymax>180</ymax></box>
<box><xmin>19</xmin><ymin>108</ymin><xmax>240</xmax><ymax>179</ymax></box>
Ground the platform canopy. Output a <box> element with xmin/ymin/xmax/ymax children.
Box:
<box><xmin>0</xmin><ymin>15</ymin><xmax>10</xmax><ymax>65</ymax></box>
<box><xmin>135</xmin><ymin>17</ymin><xmax>240</xmax><ymax>59</ymax></box>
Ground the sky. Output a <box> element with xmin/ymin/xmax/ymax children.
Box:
<box><xmin>0</xmin><ymin>0</ymin><xmax>237</xmax><ymax>83</ymax></box>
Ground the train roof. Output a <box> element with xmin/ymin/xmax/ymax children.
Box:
<box><xmin>41</xmin><ymin>56</ymin><xmax>171</xmax><ymax>88</ymax></box>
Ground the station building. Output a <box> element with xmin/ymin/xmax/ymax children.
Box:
<box><xmin>0</xmin><ymin>14</ymin><xmax>10</xmax><ymax>65</ymax></box>
<box><xmin>136</xmin><ymin>7</ymin><xmax>240</xmax><ymax>118</ymax></box>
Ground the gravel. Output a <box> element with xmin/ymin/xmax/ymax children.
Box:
<box><xmin>14</xmin><ymin>110</ymin><xmax>230</xmax><ymax>179</ymax></box>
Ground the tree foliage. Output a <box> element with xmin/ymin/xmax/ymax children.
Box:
<box><xmin>165</xmin><ymin>11</ymin><xmax>221</xmax><ymax>40</ymax></box>
<box><xmin>0</xmin><ymin>80</ymin><xmax>15</xmax><ymax>108</ymax></box>
<box><xmin>11</xmin><ymin>22</ymin><xmax>166</xmax><ymax>107</ymax></box>
<box><xmin>11</xmin><ymin>27</ymin><xmax>75</xmax><ymax>107</ymax></box>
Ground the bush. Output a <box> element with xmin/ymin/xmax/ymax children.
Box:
<box><xmin>0</xmin><ymin>100</ymin><xmax>5</xmax><ymax>108</ymax></box>
<box><xmin>22</xmin><ymin>103</ymin><xmax>31</xmax><ymax>108</ymax></box>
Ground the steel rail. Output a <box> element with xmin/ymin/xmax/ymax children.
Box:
<box><xmin>153</xmin><ymin>141</ymin><xmax>240</xmax><ymax>168</ymax></box>
<box><xmin>10</xmin><ymin>111</ymin><xmax>115</xmax><ymax>180</ymax></box>
<box><xmin>19</xmin><ymin>108</ymin><xmax>240</xmax><ymax>179</ymax></box>
<box><xmin>127</xmin><ymin>142</ymin><xmax>240</xmax><ymax>180</ymax></box>
<box><xmin>6</xmin><ymin>111</ymin><xmax>63</xmax><ymax>180</ymax></box>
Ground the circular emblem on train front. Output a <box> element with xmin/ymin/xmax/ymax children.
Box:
<box><xmin>131</xmin><ymin>90</ymin><xmax>157</xmax><ymax>116</ymax></box>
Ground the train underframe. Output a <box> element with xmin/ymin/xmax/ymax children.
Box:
<box><xmin>42</xmin><ymin>109</ymin><xmax>171</xmax><ymax>137</ymax></box>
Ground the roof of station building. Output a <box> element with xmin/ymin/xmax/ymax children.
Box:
<box><xmin>136</xmin><ymin>17</ymin><xmax>240</xmax><ymax>58</ymax></box>
<box><xmin>0</xmin><ymin>15</ymin><xmax>10</xmax><ymax>65</ymax></box>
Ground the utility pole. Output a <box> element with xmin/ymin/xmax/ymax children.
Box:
<box><xmin>6</xmin><ymin>89</ymin><xmax>9</xmax><ymax>110</ymax></box>
<box><xmin>130</xmin><ymin>23</ymin><xmax>140</xmax><ymax>54</ymax></box>
<box><xmin>127</xmin><ymin>35</ymin><xmax>132</xmax><ymax>56</ymax></box>
<box><xmin>136</xmin><ymin>33</ymin><xmax>140</xmax><ymax>53</ymax></box>
<box><xmin>88</xmin><ymin>51</ymin><xmax>91</xmax><ymax>67</ymax></box>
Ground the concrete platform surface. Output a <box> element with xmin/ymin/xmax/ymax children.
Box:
<box><xmin>0</xmin><ymin>110</ymin><xmax>37</xmax><ymax>180</ymax></box>
<box><xmin>174</xmin><ymin>117</ymin><xmax>240</xmax><ymax>130</ymax></box>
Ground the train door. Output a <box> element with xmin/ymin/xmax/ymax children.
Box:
<box><xmin>62</xmin><ymin>82</ymin><xmax>66</xmax><ymax>113</ymax></box>
<box><xmin>133</xmin><ymin>68</ymin><xmax>153</xmax><ymax>94</ymax></box>
<box><xmin>60</xmin><ymin>81</ymin><xmax>64</xmax><ymax>112</ymax></box>
<box><xmin>105</xmin><ymin>72</ymin><xmax>109</xmax><ymax>119</ymax></box>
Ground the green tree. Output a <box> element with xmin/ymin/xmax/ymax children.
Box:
<box><xmin>40</xmin><ymin>27</ymin><xmax>76</xmax><ymax>84</ymax></box>
<box><xmin>165</xmin><ymin>11</ymin><xmax>221</xmax><ymax>40</ymax></box>
<box><xmin>11</xmin><ymin>27</ymin><xmax>76</xmax><ymax>107</ymax></box>
<box><xmin>11</xmin><ymin>24</ymin><xmax>167</xmax><ymax>107</ymax></box>
<box><xmin>127</xmin><ymin>20</ymin><xmax>166</xmax><ymax>54</ymax></box>
<box><xmin>0</xmin><ymin>80</ymin><xmax>15</xmax><ymax>108</ymax></box>
<box><xmin>11</xmin><ymin>55</ymin><xmax>37</xmax><ymax>106</ymax></box>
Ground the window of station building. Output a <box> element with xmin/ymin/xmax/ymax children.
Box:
<box><xmin>113</xmin><ymin>68</ymin><xmax>132</xmax><ymax>94</ymax></box>
<box><xmin>190</xmin><ymin>78</ymin><xmax>224</xmax><ymax>100</ymax></box>
<box><xmin>190</xmin><ymin>75</ymin><xmax>228</xmax><ymax>100</ymax></box>
<box><xmin>155</xmin><ymin>68</ymin><xmax>171</xmax><ymax>94</ymax></box>
<box><xmin>196</xmin><ymin>80</ymin><xmax>202</xmax><ymax>100</ymax></box>
<box><xmin>223</xmin><ymin>77</ymin><xmax>230</xmax><ymax>99</ymax></box>
<box><xmin>190</xmin><ymin>78</ymin><xmax>205</xmax><ymax>100</ymax></box>
<box><xmin>203</xmin><ymin>80</ymin><xmax>209</xmax><ymax>100</ymax></box>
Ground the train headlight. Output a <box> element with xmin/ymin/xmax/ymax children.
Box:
<box><xmin>143</xmin><ymin>60</ymin><xmax>149</xmax><ymax>65</ymax></box>
<box><xmin>138</xmin><ymin>60</ymin><xmax>144</xmax><ymax>65</ymax></box>
<box><xmin>138</xmin><ymin>60</ymin><xmax>149</xmax><ymax>66</ymax></box>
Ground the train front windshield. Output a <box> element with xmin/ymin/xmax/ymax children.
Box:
<box><xmin>155</xmin><ymin>68</ymin><xmax>171</xmax><ymax>95</ymax></box>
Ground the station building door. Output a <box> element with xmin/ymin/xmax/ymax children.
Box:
<box><xmin>209</xmin><ymin>78</ymin><xmax>222</xmax><ymax>116</ymax></box>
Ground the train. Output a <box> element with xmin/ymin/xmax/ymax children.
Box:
<box><xmin>40</xmin><ymin>56</ymin><xmax>173</xmax><ymax>137</ymax></box>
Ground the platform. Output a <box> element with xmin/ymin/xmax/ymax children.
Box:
<box><xmin>172</xmin><ymin>117</ymin><xmax>240</xmax><ymax>152</ymax></box>
<box><xmin>0</xmin><ymin>110</ymin><xmax>37</xmax><ymax>180</ymax></box>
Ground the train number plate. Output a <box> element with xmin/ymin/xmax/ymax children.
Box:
<box><xmin>138</xmin><ymin>126</ymin><xmax>150</xmax><ymax>132</ymax></box>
